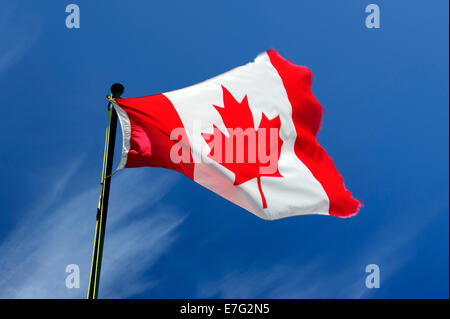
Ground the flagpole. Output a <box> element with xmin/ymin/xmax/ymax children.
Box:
<box><xmin>87</xmin><ymin>83</ymin><xmax>124</xmax><ymax>299</ymax></box>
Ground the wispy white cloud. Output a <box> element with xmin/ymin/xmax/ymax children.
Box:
<box><xmin>197</xmin><ymin>261</ymin><xmax>325</xmax><ymax>298</ymax></box>
<box><xmin>197</xmin><ymin>204</ymin><xmax>446</xmax><ymax>299</ymax></box>
<box><xmin>0</xmin><ymin>157</ymin><xmax>184</xmax><ymax>298</ymax></box>
<box><xmin>346</xmin><ymin>201</ymin><xmax>447</xmax><ymax>299</ymax></box>
<box><xmin>0</xmin><ymin>2</ymin><xmax>41</xmax><ymax>75</ymax></box>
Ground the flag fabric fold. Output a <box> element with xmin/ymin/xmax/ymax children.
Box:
<box><xmin>111</xmin><ymin>50</ymin><xmax>360</xmax><ymax>220</ymax></box>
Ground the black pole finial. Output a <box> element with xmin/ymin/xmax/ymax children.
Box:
<box><xmin>110</xmin><ymin>83</ymin><xmax>124</xmax><ymax>97</ymax></box>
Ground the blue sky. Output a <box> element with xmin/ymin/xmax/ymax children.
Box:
<box><xmin>0</xmin><ymin>0</ymin><xmax>448</xmax><ymax>298</ymax></box>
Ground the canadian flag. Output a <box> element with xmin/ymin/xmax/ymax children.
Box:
<box><xmin>111</xmin><ymin>50</ymin><xmax>360</xmax><ymax>220</ymax></box>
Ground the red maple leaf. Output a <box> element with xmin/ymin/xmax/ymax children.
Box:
<box><xmin>202</xmin><ymin>86</ymin><xmax>283</xmax><ymax>209</ymax></box>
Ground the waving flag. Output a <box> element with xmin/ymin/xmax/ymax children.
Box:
<box><xmin>111</xmin><ymin>50</ymin><xmax>360</xmax><ymax>220</ymax></box>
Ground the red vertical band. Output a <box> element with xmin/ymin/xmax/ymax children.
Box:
<box><xmin>267</xmin><ymin>50</ymin><xmax>361</xmax><ymax>217</ymax></box>
<box><xmin>115</xmin><ymin>94</ymin><xmax>194</xmax><ymax>179</ymax></box>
